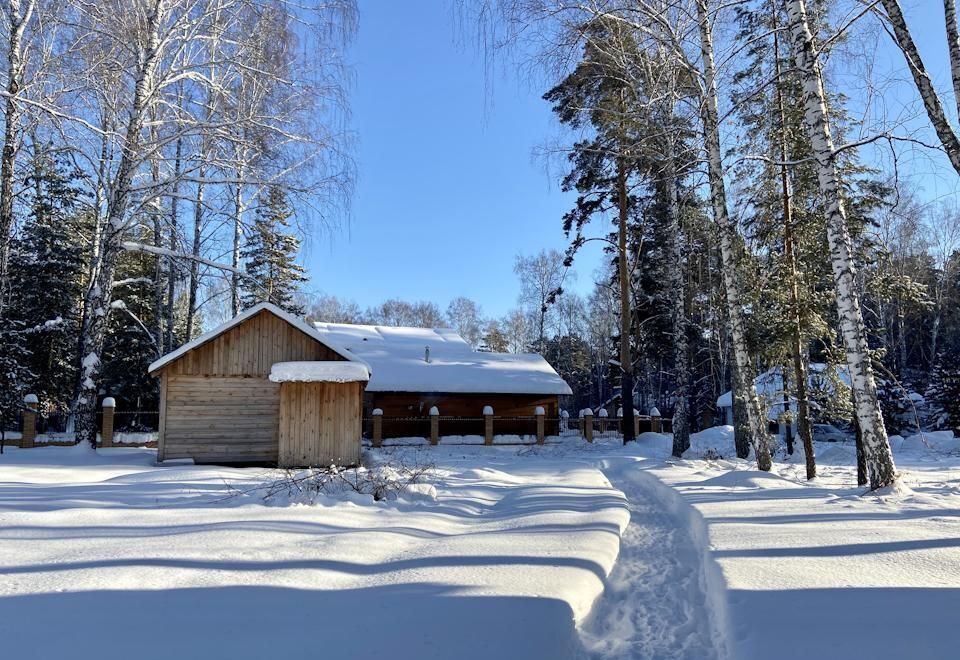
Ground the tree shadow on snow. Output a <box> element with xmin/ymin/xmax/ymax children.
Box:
<box><xmin>0</xmin><ymin>584</ymin><xmax>582</xmax><ymax>660</ymax></box>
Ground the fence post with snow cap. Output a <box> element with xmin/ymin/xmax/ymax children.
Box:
<box><xmin>483</xmin><ymin>406</ymin><xmax>494</xmax><ymax>445</ymax></box>
<box><xmin>372</xmin><ymin>408</ymin><xmax>383</xmax><ymax>448</ymax></box>
<box><xmin>582</xmin><ymin>409</ymin><xmax>594</xmax><ymax>443</ymax></box>
<box><xmin>535</xmin><ymin>406</ymin><xmax>545</xmax><ymax>444</ymax></box>
<box><xmin>598</xmin><ymin>408</ymin><xmax>608</xmax><ymax>434</ymax></box>
<box><xmin>429</xmin><ymin>406</ymin><xmax>440</xmax><ymax>445</ymax></box>
<box><xmin>22</xmin><ymin>394</ymin><xmax>38</xmax><ymax>448</ymax></box>
<box><xmin>650</xmin><ymin>407</ymin><xmax>661</xmax><ymax>433</ymax></box>
<box><xmin>101</xmin><ymin>397</ymin><xmax>116</xmax><ymax>448</ymax></box>
<box><xmin>634</xmin><ymin>409</ymin><xmax>640</xmax><ymax>438</ymax></box>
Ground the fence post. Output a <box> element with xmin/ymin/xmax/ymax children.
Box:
<box><xmin>372</xmin><ymin>408</ymin><xmax>383</xmax><ymax>448</ymax></box>
<box><xmin>650</xmin><ymin>406</ymin><xmax>661</xmax><ymax>433</ymax></box>
<box><xmin>483</xmin><ymin>406</ymin><xmax>494</xmax><ymax>445</ymax></box>
<box><xmin>598</xmin><ymin>408</ymin><xmax>608</xmax><ymax>434</ymax></box>
<box><xmin>429</xmin><ymin>406</ymin><xmax>440</xmax><ymax>445</ymax></box>
<box><xmin>633</xmin><ymin>409</ymin><xmax>640</xmax><ymax>438</ymax></box>
<box><xmin>583</xmin><ymin>410</ymin><xmax>594</xmax><ymax>443</ymax></box>
<box><xmin>535</xmin><ymin>406</ymin><xmax>545</xmax><ymax>444</ymax></box>
<box><xmin>21</xmin><ymin>394</ymin><xmax>38</xmax><ymax>448</ymax></box>
<box><xmin>100</xmin><ymin>397</ymin><xmax>116</xmax><ymax>448</ymax></box>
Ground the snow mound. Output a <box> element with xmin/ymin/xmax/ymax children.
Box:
<box><xmin>698</xmin><ymin>470</ymin><xmax>797</xmax><ymax>490</ymax></box>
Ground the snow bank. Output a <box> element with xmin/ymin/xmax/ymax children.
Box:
<box><xmin>269</xmin><ymin>361</ymin><xmax>370</xmax><ymax>383</ymax></box>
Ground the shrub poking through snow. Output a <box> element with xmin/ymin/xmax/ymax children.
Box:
<box><xmin>229</xmin><ymin>453</ymin><xmax>436</xmax><ymax>505</ymax></box>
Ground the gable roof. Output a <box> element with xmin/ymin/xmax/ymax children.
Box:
<box><xmin>148</xmin><ymin>303</ymin><xmax>367</xmax><ymax>375</ymax></box>
<box><xmin>716</xmin><ymin>363</ymin><xmax>851</xmax><ymax>420</ymax></box>
<box><xmin>313</xmin><ymin>322</ymin><xmax>573</xmax><ymax>395</ymax></box>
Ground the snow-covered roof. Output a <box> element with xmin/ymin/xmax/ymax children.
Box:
<box><xmin>270</xmin><ymin>361</ymin><xmax>370</xmax><ymax>384</ymax></box>
<box><xmin>148</xmin><ymin>303</ymin><xmax>365</xmax><ymax>374</ymax></box>
<box><xmin>716</xmin><ymin>363</ymin><xmax>852</xmax><ymax>419</ymax></box>
<box><xmin>313</xmin><ymin>322</ymin><xmax>573</xmax><ymax>395</ymax></box>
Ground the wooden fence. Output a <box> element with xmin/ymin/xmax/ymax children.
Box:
<box><xmin>366</xmin><ymin>407</ymin><xmax>671</xmax><ymax>447</ymax></box>
<box><xmin>6</xmin><ymin>394</ymin><xmax>158</xmax><ymax>449</ymax></box>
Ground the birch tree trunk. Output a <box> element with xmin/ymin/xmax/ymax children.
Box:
<box><xmin>0</xmin><ymin>0</ymin><xmax>34</xmax><ymax>311</ymax></box>
<box><xmin>787</xmin><ymin>0</ymin><xmax>897</xmax><ymax>489</ymax></box>
<box><xmin>666</xmin><ymin>136</ymin><xmax>690</xmax><ymax>457</ymax></box>
<box><xmin>696</xmin><ymin>0</ymin><xmax>771</xmax><ymax>470</ymax></box>
<box><xmin>617</xmin><ymin>153</ymin><xmax>636</xmax><ymax>443</ymax></box>
<box><xmin>185</xmin><ymin>159</ymin><xmax>204</xmax><ymax>340</ymax></box>
<box><xmin>880</xmin><ymin>0</ymin><xmax>960</xmax><ymax>176</ymax></box>
<box><xmin>231</xmin><ymin>169</ymin><xmax>244</xmax><ymax>317</ymax></box>
<box><xmin>944</xmin><ymin>0</ymin><xmax>960</xmax><ymax>122</ymax></box>
<box><xmin>73</xmin><ymin>0</ymin><xmax>165</xmax><ymax>448</ymax></box>
<box><xmin>165</xmin><ymin>134</ymin><xmax>182</xmax><ymax>354</ymax></box>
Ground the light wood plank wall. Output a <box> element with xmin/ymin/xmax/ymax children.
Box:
<box><xmin>278</xmin><ymin>382</ymin><xmax>363</xmax><ymax>467</ymax></box>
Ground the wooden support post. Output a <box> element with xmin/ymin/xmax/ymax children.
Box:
<box><xmin>561</xmin><ymin>410</ymin><xmax>569</xmax><ymax>435</ymax></box>
<box><xmin>483</xmin><ymin>406</ymin><xmax>494</xmax><ymax>445</ymax></box>
<box><xmin>429</xmin><ymin>406</ymin><xmax>439</xmax><ymax>445</ymax></box>
<box><xmin>101</xmin><ymin>397</ymin><xmax>116</xmax><ymax>448</ymax></box>
<box><xmin>372</xmin><ymin>408</ymin><xmax>383</xmax><ymax>448</ymax></box>
<box><xmin>650</xmin><ymin>406</ymin><xmax>662</xmax><ymax>434</ymax></box>
<box><xmin>633</xmin><ymin>410</ymin><xmax>640</xmax><ymax>438</ymax></box>
<box><xmin>583</xmin><ymin>411</ymin><xmax>594</xmax><ymax>443</ymax></box>
<box><xmin>535</xmin><ymin>406</ymin><xmax>545</xmax><ymax>445</ymax></box>
<box><xmin>598</xmin><ymin>409</ymin><xmax>608</xmax><ymax>434</ymax></box>
<box><xmin>21</xmin><ymin>394</ymin><xmax>37</xmax><ymax>449</ymax></box>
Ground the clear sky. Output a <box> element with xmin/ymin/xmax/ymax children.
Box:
<box><xmin>300</xmin><ymin>1</ymin><xmax>959</xmax><ymax>320</ymax></box>
<box><xmin>299</xmin><ymin>1</ymin><xmax>602</xmax><ymax>319</ymax></box>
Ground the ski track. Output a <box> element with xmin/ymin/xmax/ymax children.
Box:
<box><xmin>580</xmin><ymin>463</ymin><xmax>718</xmax><ymax>660</ymax></box>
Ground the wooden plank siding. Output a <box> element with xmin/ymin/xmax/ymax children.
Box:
<box><xmin>278</xmin><ymin>382</ymin><xmax>363</xmax><ymax>467</ymax></box>
<box><xmin>162</xmin><ymin>309</ymin><xmax>345</xmax><ymax>378</ymax></box>
<box><xmin>162</xmin><ymin>376</ymin><xmax>280</xmax><ymax>463</ymax></box>
<box><xmin>369</xmin><ymin>392</ymin><xmax>560</xmax><ymax>438</ymax></box>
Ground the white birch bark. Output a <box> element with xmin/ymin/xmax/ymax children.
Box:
<box><xmin>787</xmin><ymin>0</ymin><xmax>897</xmax><ymax>489</ymax></box>
<box><xmin>666</xmin><ymin>134</ymin><xmax>690</xmax><ymax>457</ymax></box>
<box><xmin>696</xmin><ymin>0</ymin><xmax>772</xmax><ymax>470</ymax></box>
<box><xmin>944</xmin><ymin>0</ymin><xmax>960</xmax><ymax>123</ymax></box>
<box><xmin>880</xmin><ymin>0</ymin><xmax>960</xmax><ymax>176</ymax></box>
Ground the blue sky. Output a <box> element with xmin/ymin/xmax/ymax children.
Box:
<box><xmin>300</xmin><ymin>1</ymin><xmax>600</xmax><ymax>319</ymax></box>
<box><xmin>300</xmin><ymin>1</ymin><xmax>959</xmax><ymax>320</ymax></box>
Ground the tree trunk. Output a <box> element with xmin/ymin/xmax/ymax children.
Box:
<box><xmin>617</xmin><ymin>155</ymin><xmax>636</xmax><ymax>443</ymax></box>
<box><xmin>666</xmin><ymin>137</ymin><xmax>690</xmax><ymax>457</ymax></box>
<box><xmin>185</xmin><ymin>163</ymin><xmax>203</xmax><ymax>341</ymax></box>
<box><xmin>231</xmin><ymin>168</ymin><xmax>243</xmax><ymax>317</ymax></box>
<box><xmin>72</xmin><ymin>0</ymin><xmax>165</xmax><ymax>447</ymax></box>
<box><xmin>774</xmin><ymin>13</ymin><xmax>815</xmax><ymax>477</ymax></box>
<box><xmin>731</xmin><ymin>357</ymin><xmax>752</xmax><ymax>459</ymax></box>
<box><xmin>880</xmin><ymin>0</ymin><xmax>960</xmax><ymax>176</ymax></box>
<box><xmin>165</xmin><ymin>134</ymin><xmax>181</xmax><ymax>353</ymax></box>
<box><xmin>0</xmin><ymin>0</ymin><xmax>33</xmax><ymax>313</ymax></box>
<box><xmin>787</xmin><ymin>0</ymin><xmax>897</xmax><ymax>489</ymax></box>
<box><xmin>697</xmin><ymin>0</ymin><xmax>771</xmax><ymax>469</ymax></box>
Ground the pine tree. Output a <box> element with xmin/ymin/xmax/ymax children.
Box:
<box><xmin>241</xmin><ymin>187</ymin><xmax>307</xmax><ymax>315</ymax></box>
<box><xmin>5</xmin><ymin>147</ymin><xmax>86</xmax><ymax>412</ymax></box>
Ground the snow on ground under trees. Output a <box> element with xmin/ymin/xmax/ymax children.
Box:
<box><xmin>1</xmin><ymin>428</ymin><xmax>959</xmax><ymax>659</ymax></box>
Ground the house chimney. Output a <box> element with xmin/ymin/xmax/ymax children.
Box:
<box><xmin>424</xmin><ymin>345</ymin><xmax>431</xmax><ymax>363</ymax></box>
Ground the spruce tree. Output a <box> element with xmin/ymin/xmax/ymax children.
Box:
<box><xmin>241</xmin><ymin>187</ymin><xmax>307</xmax><ymax>315</ymax></box>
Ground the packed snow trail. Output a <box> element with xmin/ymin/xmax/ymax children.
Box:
<box><xmin>580</xmin><ymin>458</ymin><xmax>720</xmax><ymax>660</ymax></box>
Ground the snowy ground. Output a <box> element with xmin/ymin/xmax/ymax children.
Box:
<box><xmin>1</xmin><ymin>428</ymin><xmax>958</xmax><ymax>659</ymax></box>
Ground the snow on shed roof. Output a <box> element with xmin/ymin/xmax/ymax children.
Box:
<box><xmin>270</xmin><ymin>361</ymin><xmax>370</xmax><ymax>384</ymax></box>
<box><xmin>313</xmin><ymin>322</ymin><xmax>573</xmax><ymax>395</ymax></box>
<box><xmin>148</xmin><ymin>303</ymin><xmax>367</xmax><ymax>375</ymax></box>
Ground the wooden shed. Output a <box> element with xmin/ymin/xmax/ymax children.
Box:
<box><xmin>148</xmin><ymin>303</ymin><xmax>369</xmax><ymax>466</ymax></box>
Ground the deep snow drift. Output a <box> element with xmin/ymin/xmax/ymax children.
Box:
<box><xmin>1</xmin><ymin>426</ymin><xmax>959</xmax><ymax>660</ymax></box>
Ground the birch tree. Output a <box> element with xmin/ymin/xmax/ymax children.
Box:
<box><xmin>786</xmin><ymin>0</ymin><xmax>897</xmax><ymax>489</ymax></box>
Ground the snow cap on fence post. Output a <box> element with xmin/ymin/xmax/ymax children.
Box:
<box><xmin>649</xmin><ymin>406</ymin><xmax>661</xmax><ymax>417</ymax></box>
<box><xmin>371</xmin><ymin>408</ymin><xmax>383</xmax><ymax>448</ymax></box>
<box><xmin>598</xmin><ymin>408</ymin><xmax>608</xmax><ymax>418</ymax></box>
<box><xmin>617</xmin><ymin>407</ymin><xmax>623</xmax><ymax>418</ymax></box>
<box><xmin>429</xmin><ymin>406</ymin><xmax>440</xmax><ymax>445</ymax></box>
<box><xmin>561</xmin><ymin>410</ymin><xmax>569</xmax><ymax>419</ymax></box>
<box><xmin>534</xmin><ymin>406</ymin><xmax>545</xmax><ymax>416</ymax></box>
<box><xmin>21</xmin><ymin>394</ymin><xmax>38</xmax><ymax>449</ymax></box>
<box><xmin>102</xmin><ymin>397</ymin><xmax>116</xmax><ymax>408</ymax></box>
<box><xmin>483</xmin><ymin>406</ymin><xmax>494</xmax><ymax>445</ymax></box>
